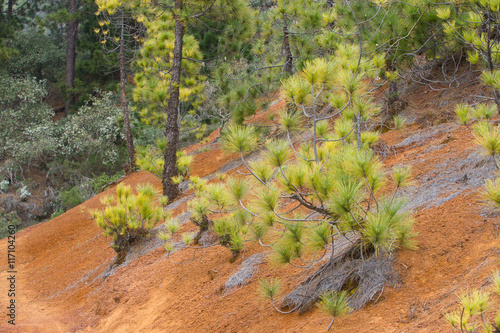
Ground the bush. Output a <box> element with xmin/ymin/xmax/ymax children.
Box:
<box><xmin>57</xmin><ymin>171</ymin><xmax>124</xmax><ymax>212</ymax></box>
<box><xmin>0</xmin><ymin>209</ymin><xmax>21</xmax><ymax>239</ymax></box>
<box><xmin>0</xmin><ymin>76</ymin><xmax>126</xmax><ymax>172</ymax></box>
<box><xmin>90</xmin><ymin>171</ymin><xmax>125</xmax><ymax>193</ymax></box>
<box><xmin>4</xmin><ymin>30</ymin><xmax>64</xmax><ymax>82</ymax></box>
<box><xmin>89</xmin><ymin>183</ymin><xmax>169</xmax><ymax>254</ymax></box>
<box><xmin>0</xmin><ymin>74</ymin><xmax>56</xmax><ymax>166</ymax></box>
<box><xmin>444</xmin><ymin>272</ymin><xmax>500</xmax><ymax>332</ymax></box>
<box><xmin>54</xmin><ymin>91</ymin><xmax>125</xmax><ymax>167</ymax></box>
<box><xmin>59</xmin><ymin>187</ymin><xmax>87</xmax><ymax>211</ymax></box>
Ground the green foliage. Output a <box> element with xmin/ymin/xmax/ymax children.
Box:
<box><xmin>133</xmin><ymin>11</ymin><xmax>204</xmax><ymax>126</ymax></box>
<box><xmin>473</xmin><ymin>122</ymin><xmax>500</xmax><ymax>157</ymax></box>
<box><xmin>4</xmin><ymin>30</ymin><xmax>64</xmax><ymax>82</ymax></box>
<box><xmin>444</xmin><ymin>275</ymin><xmax>500</xmax><ymax>333</ymax></box>
<box><xmin>392</xmin><ymin>115</ymin><xmax>406</xmax><ymax>130</ymax></box>
<box><xmin>159</xmin><ymin>174</ymin><xmax>250</xmax><ymax>260</ymax></box>
<box><xmin>318</xmin><ymin>290</ymin><xmax>350</xmax><ymax>319</ymax></box>
<box><xmin>56</xmin><ymin>170</ymin><xmax>123</xmax><ymax>213</ymax></box>
<box><xmin>136</xmin><ymin>140</ymin><xmax>194</xmax><ymax>179</ymax></box>
<box><xmin>221</xmin><ymin>124</ymin><xmax>259</xmax><ymax>154</ymax></box>
<box><xmin>483</xmin><ymin>179</ymin><xmax>500</xmax><ymax>209</ymax></box>
<box><xmin>0</xmin><ymin>209</ymin><xmax>21</xmax><ymax>239</ymax></box>
<box><xmin>455</xmin><ymin>104</ymin><xmax>472</xmax><ymax>125</ymax></box>
<box><xmin>90</xmin><ymin>182</ymin><xmax>168</xmax><ymax>253</ymax></box>
<box><xmin>474</xmin><ymin>104</ymin><xmax>497</xmax><ymax>121</ymax></box>
<box><xmin>0</xmin><ymin>74</ymin><xmax>55</xmax><ymax>165</ymax></box>
<box><xmin>392</xmin><ymin>166</ymin><xmax>414</xmax><ymax>189</ymax></box>
<box><xmin>59</xmin><ymin>186</ymin><xmax>87</xmax><ymax>211</ymax></box>
<box><xmin>91</xmin><ymin>172</ymin><xmax>125</xmax><ymax>194</ymax></box>
<box><xmin>437</xmin><ymin>0</ymin><xmax>500</xmax><ymax>110</ymax></box>
<box><xmin>0</xmin><ymin>77</ymin><xmax>126</xmax><ymax>172</ymax></box>
<box><xmin>258</xmin><ymin>278</ymin><xmax>281</xmax><ymax>300</ymax></box>
<box><xmin>280</xmin><ymin>110</ymin><xmax>305</xmax><ymax>133</ymax></box>
<box><xmin>208</xmin><ymin>48</ymin><xmax>416</xmax><ymax>321</ymax></box>
<box><xmin>55</xmin><ymin>92</ymin><xmax>125</xmax><ymax>166</ymax></box>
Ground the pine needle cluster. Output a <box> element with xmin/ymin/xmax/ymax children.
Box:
<box><xmin>455</xmin><ymin>103</ymin><xmax>500</xmax><ymax>208</ymax></box>
<box><xmin>136</xmin><ymin>138</ymin><xmax>194</xmax><ymax>182</ymax></box>
<box><xmin>444</xmin><ymin>272</ymin><xmax>500</xmax><ymax>333</ymax></box>
<box><xmin>159</xmin><ymin>176</ymin><xmax>252</xmax><ymax>262</ymax></box>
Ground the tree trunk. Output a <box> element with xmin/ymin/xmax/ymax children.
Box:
<box><xmin>386</xmin><ymin>62</ymin><xmax>399</xmax><ymax>115</ymax></box>
<box><xmin>65</xmin><ymin>0</ymin><xmax>79</xmax><ymax>117</ymax></box>
<box><xmin>282</xmin><ymin>11</ymin><xmax>293</xmax><ymax>75</ymax></box>
<box><xmin>120</xmin><ymin>10</ymin><xmax>135</xmax><ymax>173</ymax></box>
<box><xmin>162</xmin><ymin>0</ymin><xmax>183</xmax><ymax>202</ymax></box>
<box><xmin>6</xmin><ymin>0</ymin><xmax>13</xmax><ymax>19</ymax></box>
<box><xmin>282</xmin><ymin>9</ymin><xmax>294</xmax><ymax>113</ymax></box>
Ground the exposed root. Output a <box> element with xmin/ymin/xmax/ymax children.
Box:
<box><xmin>348</xmin><ymin>256</ymin><xmax>399</xmax><ymax>310</ymax></box>
<box><xmin>223</xmin><ymin>253</ymin><xmax>266</xmax><ymax>293</ymax></box>
<box><xmin>372</xmin><ymin>140</ymin><xmax>394</xmax><ymax>160</ymax></box>
<box><xmin>281</xmin><ymin>232</ymin><xmax>398</xmax><ymax>313</ymax></box>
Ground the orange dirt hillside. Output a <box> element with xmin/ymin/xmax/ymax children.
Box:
<box><xmin>2</xmin><ymin>92</ymin><xmax>500</xmax><ymax>332</ymax></box>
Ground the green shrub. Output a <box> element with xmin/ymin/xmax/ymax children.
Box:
<box><xmin>50</xmin><ymin>209</ymin><xmax>65</xmax><ymax>219</ymax></box>
<box><xmin>89</xmin><ymin>183</ymin><xmax>169</xmax><ymax>253</ymax></box>
<box><xmin>444</xmin><ymin>272</ymin><xmax>500</xmax><ymax>332</ymax></box>
<box><xmin>59</xmin><ymin>187</ymin><xmax>86</xmax><ymax>211</ymax></box>
<box><xmin>136</xmin><ymin>139</ymin><xmax>194</xmax><ymax>179</ymax></box>
<box><xmin>4</xmin><ymin>30</ymin><xmax>64</xmax><ymax>81</ymax></box>
<box><xmin>0</xmin><ymin>74</ymin><xmax>56</xmax><ymax>166</ymax></box>
<box><xmin>0</xmin><ymin>209</ymin><xmax>21</xmax><ymax>239</ymax></box>
<box><xmin>90</xmin><ymin>171</ymin><xmax>124</xmax><ymax>193</ymax></box>
<box><xmin>56</xmin><ymin>171</ymin><xmax>124</xmax><ymax>213</ymax></box>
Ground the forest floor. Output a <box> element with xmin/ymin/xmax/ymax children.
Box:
<box><xmin>2</xmin><ymin>75</ymin><xmax>500</xmax><ymax>332</ymax></box>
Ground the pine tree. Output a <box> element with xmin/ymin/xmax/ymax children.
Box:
<box><xmin>65</xmin><ymin>0</ymin><xmax>79</xmax><ymax>116</ymax></box>
<box><xmin>164</xmin><ymin>41</ymin><xmax>416</xmax><ymax>327</ymax></box>
<box><xmin>437</xmin><ymin>0</ymin><xmax>500</xmax><ymax>111</ymax></box>
<box><xmin>96</xmin><ymin>1</ymin><xmax>145</xmax><ymax>172</ymax></box>
<box><xmin>119</xmin><ymin>0</ymin><xmax>252</xmax><ymax>202</ymax></box>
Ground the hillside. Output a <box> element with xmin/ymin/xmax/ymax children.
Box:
<box><xmin>2</xmin><ymin>84</ymin><xmax>500</xmax><ymax>333</ymax></box>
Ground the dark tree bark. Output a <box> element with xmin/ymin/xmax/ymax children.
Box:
<box><xmin>6</xmin><ymin>0</ymin><xmax>13</xmax><ymax>19</ymax></box>
<box><xmin>282</xmin><ymin>7</ymin><xmax>294</xmax><ymax>113</ymax></box>
<box><xmin>65</xmin><ymin>0</ymin><xmax>79</xmax><ymax>117</ymax></box>
<box><xmin>282</xmin><ymin>11</ymin><xmax>293</xmax><ymax>75</ymax></box>
<box><xmin>162</xmin><ymin>0</ymin><xmax>183</xmax><ymax>201</ymax></box>
<box><xmin>119</xmin><ymin>10</ymin><xmax>135</xmax><ymax>173</ymax></box>
<box><xmin>386</xmin><ymin>62</ymin><xmax>399</xmax><ymax>115</ymax></box>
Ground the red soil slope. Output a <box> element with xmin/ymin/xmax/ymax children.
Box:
<box><xmin>1</xmin><ymin>89</ymin><xmax>500</xmax><ymax>332</ymax></box>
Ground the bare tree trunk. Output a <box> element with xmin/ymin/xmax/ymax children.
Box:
<box><xmin>6</xmin><ymin>0</ymin><xmax>13</xmax><ymax>19</ymax></box>
<box><xmin>162</xmin><ymin>0</ymin><xmax>183</xmax><ymax>201</ymax></box>
<box><xmin>65</xmin><ymin>0</ymin><xmax>78</xmax><ymax>117</ymax></box>
<box><xmin>120</xmin><ymin>10</ymin><xmax>135</xmax><ymax>173</ymax></box>
<box><xmin>282</xmin><ymin>11</ymin><xmax>293</xmax><ymax>75</ymax></box>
